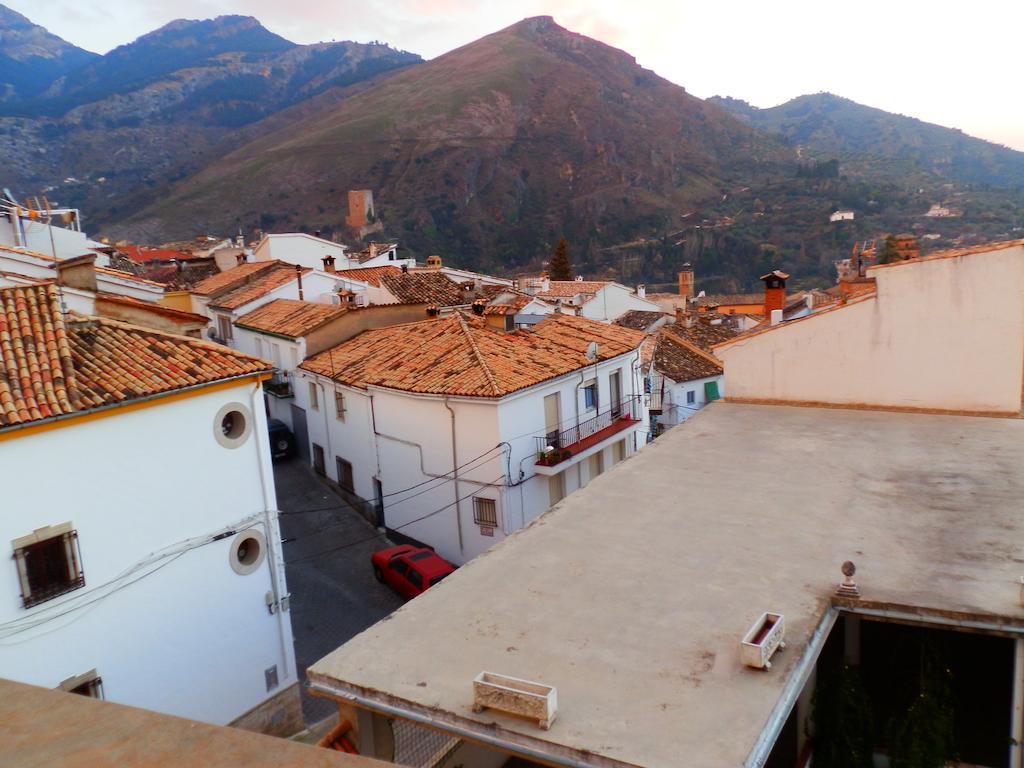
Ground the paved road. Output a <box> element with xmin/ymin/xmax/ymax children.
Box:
<box><xmin>275</xmin><ymin>457</ymin><xmax>403</xmax><ymax>724</ymax></box>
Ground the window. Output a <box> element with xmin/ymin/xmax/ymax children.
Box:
<box><xmin>334</xmin><ymin>391</ymin><xmax>346</xmax><ymax>421</ymax></box>
<box><xmin>336</xmin><ymin>457</ymin><xmax>354</xmax><ymax>492</ymax></box>
<box><xmin>612</xmin><ymin>440</ymin><xmax>625</xmax><ymax>464</ymax></box>
<box><xmin>59</xmin><ymin>670</ymin><xmax>103</xmax><ymax>700</ymax></box>
<box><xmin>213</xmin><ymin>402</ymin><xmax>252</xmax><ymax>449</ymax></box>
<box><xmin>309</xmin><ymin>382</ymin><xmax>319</xmax><ymax>410</ymax></box>
<box><xmin>473</xmin><ymin>497</ymin><xmax>498</xmax><ymax>527</ymax></box>
<box><xmin>389</xmin><ymin>559</ymin><xmax>409</xmax><ymax>576</ymax></box>
<box><xmin>582</xmin><ymin>380</ymin><xmax>598</xmax><ymax>410</ymax></box>
<box><xmin>254</xmin><ymin>337</ymin><xmax>264</xmax><ymax>359</ymax></box>
<box><xmin>312</xmin><ymin>443</ymin><xmax>325</xmax><ymax>475</ymax></box>
<box><xmin>13</xmin><ymin>524</ymin><xmax>85</xmax><ymax>609</ymax></box>
<box><xmin>407</xmin><ymin>569</ymin><xmax>423</xmax><ymax>589</ymax></box>
<box><xmin>686</xmin><ymin>390</ymin><xmax>696</xmax><ymax>405</ymax></box>
<box><xmin>216</xmin><ymin>315</ymin><xmax>233</xmax><ymax>342</ymax></box>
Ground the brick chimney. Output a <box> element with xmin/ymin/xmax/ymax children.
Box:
<box><xmin>678</xmin><ymin>263</ymin><xmax>694</xmax><ymax>300</ymax></box>
<box><xmin>760</xmin><ymin>270</ymin><xmax>789</xmax><ymax>317</ymax></box>
<box><xmin>322</xmin><ymin>255</ymin><xmax>336</xmax><ymax>273</ymax></box>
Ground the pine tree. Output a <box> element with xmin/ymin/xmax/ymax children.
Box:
<box><xmin>877</xmin><ymin>234</ymin><xmax>900</xmax><ymax>264</ymax></box>
<box><xmin>549</xmin><ymin>238</ymin><xmax>573</xmax><ymax>281</ymax></box>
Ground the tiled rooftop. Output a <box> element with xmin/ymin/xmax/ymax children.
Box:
<box><xmin>94</xmin><ymin>292</ymin><xmax>208</xmax><ymax>324</ymax></box>
<box><xmin>199</xmin><ymin>262</ymin><xmax>310</xmax><ymax>311</ymax></box>
<box><xmin>117</xmin><ymin>245</ymin><xmax>199</xmax><ymax>264</ymax></box>
<box><xmin>671</xmin><ymin>314</ymin><xmax>741</xmax><ymax>351</ymax></box>
<box><xmin>652</xmin><ymin>328</ymin><xmax>722</xmax><ymax>383</ymax></box>
<box><xmin>536</xmin><ymin>280</ymin><xmax>610</xmax><ymax>298</ymax></box>
<box><xmin>614</xmin><ymin>309</ymin><xmax>667</xmax><ymax>331</ymax></box>
<box><xmin>192</xmin><ymin>260</ymin><xmax>281</xmax><ymax>296</ymax></box>
<box><xmin>379</xmin><ymin>271</ymin><xmax>467</xmax><ymax>306</ymax></box>
<box><xmin>335</xmin><ymin>265</ymin><xmax>402</xmax><ymax>286</ymax></box>
<box><xmin>301</xmin><ymin>312</ymin><xmax>645</xmax><ymax>398</ymax></box>
<box><xmin>0</xmin><ymin>284</ymin><xmax>270</xmax><ymax>430</ymax></box>
<box><xmin>236</xmin><ymin>299</ymin><xmax>348</xmax><ymax>338</ymax></box>
<box><xmin>694</xmin><ymin>293</ymin><xmax>763</xmax><ymax>308</ymax></box>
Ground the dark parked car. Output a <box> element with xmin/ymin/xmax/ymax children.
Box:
<box><xmin>371</xmin><ymin>545</ymin><xmax>456</xmax><ymax>599</ymax></box>
<box><xmin>267</xmin><ymin>419</ymin><xmax>295</xmax><ymax>460</ymax></box>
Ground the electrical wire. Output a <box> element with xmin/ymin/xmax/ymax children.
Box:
<box><xmin>287</xmin><ymin>478</ymin><xmax>502</xmax><ymax>566</ymax></box>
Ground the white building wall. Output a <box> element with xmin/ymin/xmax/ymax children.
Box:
<box><xmin>234</xmin><ymin>327</ymin><xmax>305</xmax><ymax>428</ymax></box>
<box><xmin>0</xmin><ymin>381</ymin><xmax>296</xmax><ymax>727</ymax></box>
<box><xmin>660</xmin><ymin>374</ymin><xmax>725</xmax><ymax>429</ymax></box>
<box><xmin>580</xmin><ymin>285</ymin><xmax>662</xmax><ymax>322</ymax></box>
<box><xmin>292</xmin><ymin>348</ymin><xmax>645</xmax><ymax>565</ymax></box>
<box><xmin>717</xmin><ymin>245</ymin><xmax>1024</xmax><ymax>414</ymax></box>
<box><xmin>253</xmin><ymin>234</ymin><xmax>348</xmax><ymax>271</ymax></box>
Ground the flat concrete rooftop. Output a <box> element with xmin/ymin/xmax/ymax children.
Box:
<box><xmin>0</xmin><ymin>678</ymin><xmax>382</xmax><ymax>767</ymax></box>
<box><xmin>309</xmin><ymin>402</ymin><xmax>1024</xmax><ymax>767</ymax></box>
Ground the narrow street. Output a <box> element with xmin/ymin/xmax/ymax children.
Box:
<box><xmin>274</xmin><ymin>457</ymin><xmax>403</xmax><ymax>724</ymax></box>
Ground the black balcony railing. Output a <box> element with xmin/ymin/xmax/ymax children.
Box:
<box><xmin>535</xmin><ymin>395</ymin><xmax>641</xmax><ymax>465</ymax></box>
<box><xmin>263</xmin><ymin>370</ymin><xmax>293</xmax><ymax>399</ymax></box>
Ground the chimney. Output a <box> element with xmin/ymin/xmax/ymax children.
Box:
<box><xmin>368</xmin><ymin>242</ymin><xmax>378</xmax><ymax>259</ymax></box>
<box><xmin>770</xmin><ymin>309</ymin><xmax>783</xmax><ymax>326</ymax></box>
<box><xmin>678</xmin><ymin>263</ymin><xmax>694</xmax><ymax>299</ymax></box>
<box><xmin>56</xmin><ymin>254</ymin><xmax>97</xmax><ymax>293</ymax></box>
<box><xmin>471</xmin><ymin>299</ymin><xmax>486</xmax><ymax>315</ymax></box>
<box><xmin>760</xmin><ymin>270</ymin><xmax>788</xmax><ymax>317</ymax></box>
<box><xmin>539</xmin><ymin>272</ymin><xmax>550</xmax><ymax>293</ymax></box>
<box><xmin>295</xmin><ymin>264</ymin><xmax>304</xmax><ymax>300</ymax></box>
<box><xmin>636</xmin><ymin>284</ymin><xmax>646</xmax><ymax>299</ymax></box>
<box><xmin>401</xmin><ymin>263</ymin><xmax>409</xmax><ymax>273</ymax></box>
<box><xmin>426</xmin><ymin>305</ymin><xmax>440</xmax><ymax>317</ymax></box>
<box><xmin>314</xmin><ymin>230</ymin><xmax>322</xmax><ymax>239</ymax></box>
<box><xmin>426</xmin><ymin>254</ymin><xmax>442</xmax><ymax>269</ymax></box>
<box><xmin>236</xmin><ymin>252</ymin><xmax>246</xmax><ymax>266</ymax></box>
<box><xmin>322</xmin><ymin>255</ymin><xmax>336</xmax><ymax>273</ymax></box>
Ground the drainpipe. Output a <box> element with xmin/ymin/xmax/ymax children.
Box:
<box><xmin>295</xmin><ymin>264</ymin><xmax>304</xmax><ymax>300</ymax></box>
<box><xmin>1011</xmin><ymin>639</ymin><xmax>1024</xmax><ymax>768</ymax></box>
<box><xmin>443</xmin><ymin>398</ymin><xmax>465</xmax><ymax>556</ymax></box>
<box><xmin>249</xmin><ymin>381</ymin><xmax>292</xmax><ymax>679</ymax></box>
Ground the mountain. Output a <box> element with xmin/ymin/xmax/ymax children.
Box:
<box><xmin>0</xmin><ymin>11</ymin><xmax>421</xmax><ymax>220</ymax></box>
<box><xmin>0</xmin><ymin>4</ymin><xmax>98</xmax><ymax>101</ymax></box>
<box><xmin>117</xmin><ymin>16</ymin><xmax>790</xmax><ymax>273</ymax></box>
<box><xmin>710</xmin><ymin>93</ymin><xmax>1024</xmax><ymax>189</ymax></box>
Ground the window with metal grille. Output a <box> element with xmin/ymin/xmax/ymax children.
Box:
<box><xmin>13</xmin><ymin>526</ymin><xmax>85</xmax><ymax>609</ymax></box>
<box><xmin>216</xmin><ymin>315</ymin><xmax>233</xmax><ymax>341</ymax></box>
<box><xmin>582</xmin><ymin>380</ymin><xmax>598</xmax><ymax>410</ymax></box>
<box><xmin>473</xmin><ymin>497</ymin><xmax>498</xmax><ymax>527</ymax></box>
<box><xmin>336</xmin><ymin>457</ymin><xmax>354</xmax><ymax>492</ymax></box>
<box><xmin>686</xmin><ymin>390</ymin><xmax>696</xmax><ymax>404</ymax></box>
<box><xmin>334</xmin><ymin>391</ymin><xmax>346</xmax><ymax>421</ymax></box>
<box><xmin>309</xmin><ymin>382</ymin><xmax>319</xmax><ymax>410</ymax></box>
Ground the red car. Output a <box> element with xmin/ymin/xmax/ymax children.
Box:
<box><xmin>372</xmin><ymin>545</ymin><xmax>455</xmax><ymax>599</ymax></box>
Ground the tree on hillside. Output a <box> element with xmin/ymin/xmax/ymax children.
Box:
<box><xmin>549</xmin><ymin>238</ymin><xmax>573</xmax><ymax>280</ymax></box>
<box><xmin>877</xmin><ymin>234</ymin><xmax>899</xmax><ymax>264</ymax></box>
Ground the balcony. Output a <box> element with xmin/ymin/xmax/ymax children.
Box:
<box><xmin>535</xmin><ymin>395</ymin><xmax>641</xmax><ymax>469</ymax></box>
<box><xmin>263</xmin><ymin>370</ymin><xmax>293</xmax><ymax>399</ymax></box>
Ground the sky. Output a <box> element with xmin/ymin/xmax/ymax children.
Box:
<box><xmin>8</xmin><ymin>0</ymin><xmax>1024</xmax><ymax>151</ymax></box>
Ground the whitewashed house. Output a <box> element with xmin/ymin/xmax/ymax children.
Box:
<box><xmin>294</xmin><ymin>310</ymin><xmax>647</xmax><ymax>565</ymax></box>
<box><xmin>191</xmin><ymin>260</ymin><xmax>355</xmax><ymax>345</ymax></box>
<box><xmin>0</xmin><ymin>283</ymin><xmax>301</xmax><ymax>735</ymax></box>
<box><xmin>829</xmin><ymin>210</ymin><xmax>855</xmax><ymax>222</ymax></box>
<box><xmin>0</xmin><ymin>198</ymin><xmax>111</xmax><ymax>264</ymax></box>
<box><xmin>645</xmin><ymin>328</ymin><xmax>725</xmax><ymax>436</ymax></box>
<box><xmin>253</xmin><ymin>233</ymin><xmax>415</xmax><ymax>272</ymax></box>
<box><xmin>232</xmin><ymin>298</ymin><xmax>432</xmax><ymax>435</ymax></box>
<box><xmin>525</xmin><ymin>277</ymin><xmax>661</xmax><ymax>322</ymax></box>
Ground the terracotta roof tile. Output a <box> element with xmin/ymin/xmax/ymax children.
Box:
<box><xmin>379</xmin><ymin>272</ymin><xmax>467</xmax><ymax>306</ymax></box>
<box><xmin>614</xmin><ymin>310</ymin><xmax>667</xmax><ymax>331</ymax></box>
<box><xmin>652</xmin><ymin>328</ymin><xmax>723</xmax><ymax>383</ymax></box>
<box><xmin>236</xmin><ymin>299</ymin><xmax>348</xmax><ymax>338</ymax></box>
<box><xmin>197</xmin><ymin>261</ymin><xmax>310</xmax><ymax>310</ymax></box>
<box><xmin>117</xmin><ymin>246</ymin><xmax>200</xmax><ymax>264</ymax></box>
<box><xmin>536</xmin><ymin>280</ymin><xmax>610</xmax><ymax>298</ymax></box>
<box><xmin>671</xmin><ymin>314</ymin><xmax>741</xmax><ymax>351</ymax></box>
<box><xmin>301</xmin><ymin>313</ymin><xmax>645</xmax><ymax>398</ymax></box>
<box><xmin>192</xmin><ymin>261</ymin><xmax>281</xmax><ymax>297</ymax></box>
<box><xmin>335</xmin><ymin>266</ymin><xmax>402</xmax><ymax>287</ymax></box>
<box><xmin>0</xmin><ymin>284</ymin><xmax>270</xmax><ymax>430</ymax></box>
<box><xmin>94</xmin><ymin>293</ymin><xmax>208</xmax><ymax>324</ymax></box>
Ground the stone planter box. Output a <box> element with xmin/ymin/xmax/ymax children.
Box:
<box><xmin>740</xmin><ymin>612</ymin><xmax>786</xmax><ymax>670</ymax></box>
<box><xmin>472</xmin><ymin>672</ymin><xmax>557</xmax><ymax>730</ymax></box>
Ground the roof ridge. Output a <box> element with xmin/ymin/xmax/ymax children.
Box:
<box><xmin>660</xmin><ymin>327</ymin><xmax>723</xmax><ymax>369</ymax></box>
<box><xmin>455</xmin><ymin>312</ymin><xmax>502</xmax><ymax>397</ymax></box>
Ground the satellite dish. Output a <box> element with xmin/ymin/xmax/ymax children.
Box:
<box><xmin>585</xmin><ymin>341</ymin><xmax>598</xmax><ymax>361</ymax></box>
